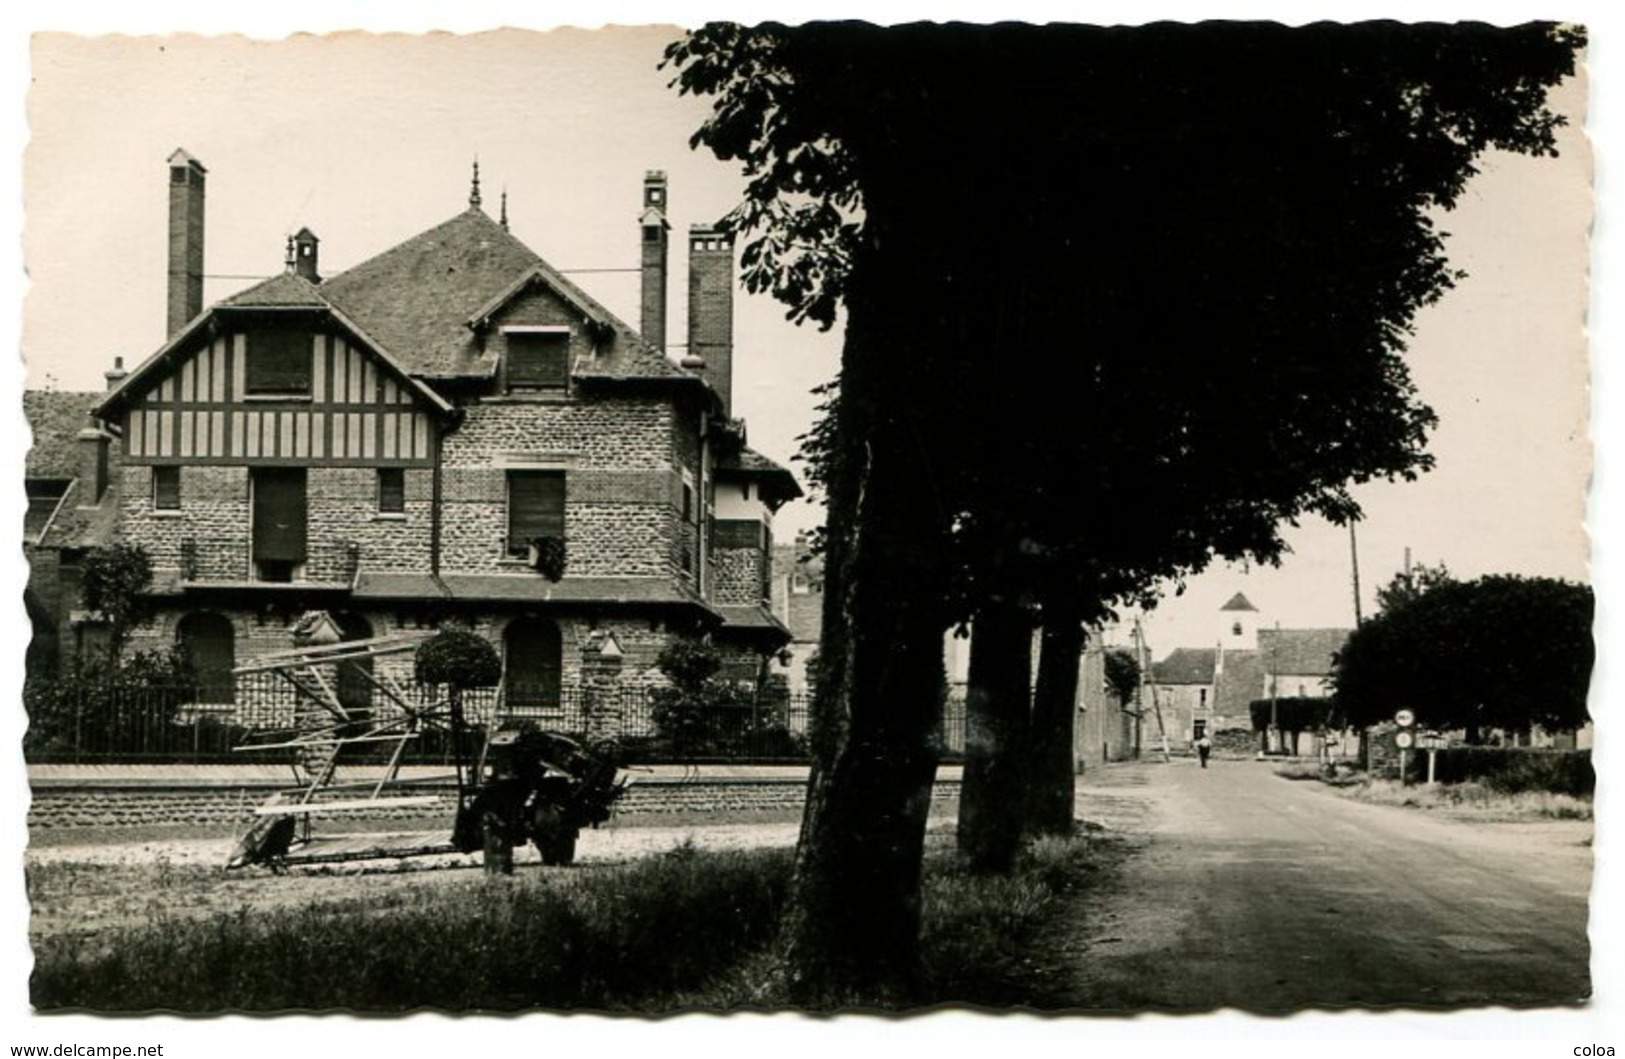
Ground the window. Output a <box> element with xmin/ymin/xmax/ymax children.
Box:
<box><xmin>377</xmin><ymin>468</ymin><xmax>405</xmax><ymax>515</ymax></box>
<box><xmin>252</xmin><ymin>467</ymin><xmax>307</xmax><ymax>580</ymax></box>
<box><xmin>245</xmin><ymin>330</ymin><xmax>312</xmax><ymax>394</ymax></box>
<box><xmin>153</xmin><ymin>466</ymin><xmax>182</xmax><ymax>510</ymax></box>
<box><xmin>505</xmin><ymin>330</ymin><xmax>569</xmax><ymax>391</ymax></box>
<box><xmin>507</xmin><ymin>471</ymin><xmax>565</xmax><ymax>557</ymax></box>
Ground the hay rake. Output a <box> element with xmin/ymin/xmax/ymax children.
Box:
<box><xmin>225</xmin><ymin>624</ymin><xmax>625</xmax><ymax>872</ymax></box>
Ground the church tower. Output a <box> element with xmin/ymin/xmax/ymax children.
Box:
<box><xmin>1218</xmin><ymin>592</ymin><xmax>1260</xmax><ymax>651</ymax></box>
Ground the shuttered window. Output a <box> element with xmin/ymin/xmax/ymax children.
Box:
<box><xmin>245</xmin><ymin>330</ymin><xmax>312</xmax><ymax>394</ymax></box>
<box><xmin>153</xmin><ymin>466</ymin><xmax>182</xmax><ymax>510</ymax></box>
<box><xmin>377</xmin><ymin>468</ymin><xmax>405</xmax><ymax>514</ymax></box>
<box><xmin>506</xmin><ymin>332</ymin><xmax>569</xmax><ymax>391</ymax></box>
<box><xmin>507</xmin><ymin>471</ymin><xmax>565</xmax><ymax>556</ymax></box>
<box><xmin>252</xmin><ymin>468</ymin><xmax>307</xmax><ymax>566</ymax></box>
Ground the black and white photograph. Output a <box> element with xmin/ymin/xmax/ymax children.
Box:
<box><xmin>6</xmin><ymin>3</ymin><xmax>1618</xmax><ymax>1051</ymax></box>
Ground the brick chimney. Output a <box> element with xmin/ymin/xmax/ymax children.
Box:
<box><xmin>104</xmin><ymin>356</ymin><xmax>128</xmax><ymax>391</ymax></box>
<box><xmin>76</xmin><ymin>418</ymin><xmax>113</xmax><ymax>505</ymax></box>
<box><xmin>166</xmin><ymin>149</ymin><xmax>207</xmax><ymax>338</ymax></box>
<box><xmin>639</xmin><ymin>171</ymin><xmax>670</xmax><ymax>351</ymax></box>
<box><xmin>292</xmin><ymin>227</ymin><xmax>320</xmax><ymax>283</ymax></box>
<box><xmin>687</xmin><ymin>221</ymin><xmax>736</xmax><ymax>416</ymax></box>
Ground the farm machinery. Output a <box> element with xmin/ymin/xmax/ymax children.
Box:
<box><xmin>224</xmin><ymin>620</ymin><xmax>627</xmax><ymax>872</ymax></box>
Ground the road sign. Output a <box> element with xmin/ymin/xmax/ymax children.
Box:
<box><xmin>1394</xmin><ymin>709</ymin><xmax>1416</xmax><ymax>728</ymax></box>
<box><xmin>1395</xmin><ymin>731</ymin><xmax>1415</xmax><ymax>749</ymax></box>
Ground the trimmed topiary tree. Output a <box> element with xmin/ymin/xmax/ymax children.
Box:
<box><xmin>414</xmin><ymin>628</ymin><xmax>502</xmax><ymax>689</ymax></box>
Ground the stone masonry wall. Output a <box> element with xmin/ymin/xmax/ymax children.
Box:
<box><xmin>121</xmin><ymin>464</ymin><xmax>431</xmax><ymax>582</ymax></box>
<box><xmin>27</xmin><ymin>778</ymin><xmax>962</xmax><ymax>831</ymax></box>
<box><xmin>439</xmin><ymin>396</ymin><xmax>689</xmax><ymax>577</ymax></box>
<box><xmin>711</xmin><ymin>544</ymin><xmax>767</xmax><ymax>607</ymax></box>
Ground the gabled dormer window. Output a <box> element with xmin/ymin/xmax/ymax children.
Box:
<box><xmin>245</xmin><ymin>330</ymin><xmax>312</xmax><ymax>395</ymax></box>
<box><xmin>503</xmin><ymin>326</ymin><xmax>570</xmax><ymax>392</ymax></box>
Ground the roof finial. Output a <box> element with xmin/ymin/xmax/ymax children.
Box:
<box><xmin>284</xmin><ymin>234</ymin><xmax>296</xmax><ymax>273</ymax></box>
<box><xmin>500</xmin><ymin>187</ymin><xmax>509</xmax><ymax>231</ymax></box>
<box><xmin>469</xmin><ymin>157</ymin><xmax>482</xmax><ymax>210</ymax></box>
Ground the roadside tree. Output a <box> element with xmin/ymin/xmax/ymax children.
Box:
<box><xmin>1332</xmin><ymin>574</ymin><xmax>1593</xmax><ymax>741</ymax></box>
<box><xmin>666</xmin><ymin>20</ymin><xmax>1582</xmax><ymax>1003</ymax></box>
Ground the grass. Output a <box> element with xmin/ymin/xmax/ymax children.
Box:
<box><xmin>32</xmin><ymin>830</ymin><xmax>1103</xmax><ymax>1013</ymax></box>
<box><xmin>1342</xmin><ymin>778</ymin><xmax>1593</xmax><ymax>820</ymax></box>
<box><xmin>33</xmin><ymin>841</ymin><xmax>792</xmax><ymax>1012</ymax></box>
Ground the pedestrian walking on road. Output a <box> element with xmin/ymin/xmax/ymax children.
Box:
<box><xmin>1195</xmin><ymin>734</ymin><xmax>1213</xmax><ymax>769</ymax></box>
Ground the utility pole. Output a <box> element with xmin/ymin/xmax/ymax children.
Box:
<box><xmin>1349</xmin><ymin>521</ymin><xmax>1364</xmax><ymax>625</ymax></box>
<box><xmin>1131</xmin><ymin>617</ymin><xmax>1147</xmax><ymax>760</ymax></box>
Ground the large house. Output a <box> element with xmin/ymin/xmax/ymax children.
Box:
<box><xmin>33</xmin><ymin>149</ymin><xmax>799</xmax><ymax>721</ymax></box>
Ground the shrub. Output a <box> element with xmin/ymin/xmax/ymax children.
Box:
<box><xmin>649</xmin><ymin>640</ymin><xmax>767</xmax><ymax>758</ymax></box>
<box><xmin>23</xmin><ymin>649</ymin><xmax>197</xmax><ymax>760</ymax></box>
<box><xmin>414</xmin><ymin>628</ymin><xmax>501</xmax><ymax>688</ymax></box>
<box><xmin>1426</xmin><ymin>746</ymin><xmax>1592</xmax><ymax>796</ymax></box>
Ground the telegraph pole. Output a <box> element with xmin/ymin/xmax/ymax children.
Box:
<box><xmin>1349</xmin><ymin>521</ymin><xmax>1364</xmax><ymax>625</ymax></box>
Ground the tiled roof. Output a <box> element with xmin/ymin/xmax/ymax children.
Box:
<box><xmin>716</xmin><ymin>604</ymin><xmax>791</xmax><ymax>634</ymax></box>
<box><xmin>1151</xmin><ymin>647</ymin><xmax>1216</xmax><ymax>685</ymax></box>
<box><xmin>24</xmin><ymin>390</ymin><xmax>120</xmax><ymax>550</ymax></box>
<box><xmin>318</xmin><ymin>208</ymin><xmax>692</xmax><ymax>388</ymax></box>
<box><xmin>24</xmin><ymin>390</ymin><xmax>99</xmax><ymax>478</ymax></box>
<box><xmin>35</xmin><ymin>478</ymin><xmax>120</xmax><ymax>551</ymax></box>
<box><xmin>435</xmin><ymin>574</ymin><xmax>712</xmax><ymax>610</ymax></box>
<box><xmin>717</xmin><ymin>446</ymin><xmax>803</xmax><ymax>502</ymax></box>
<box><xmin>316</xmin><ymin>209</ymin><xmax>537</xmax><ymax>378</ymax></box>
<box><xmin>1220</xmin><ymin>592</ymin><xmax>1259</xmax><ymax>612</ymax></box>
<box><xmin>219</xmin><ymin>271</ymin><xmax>329</xmax><ymax>308</ymax></box>
<box><xmin>1257</xmin><ymin>627</ymin><xmax>1351</xmax><ymax>677</ymax></box>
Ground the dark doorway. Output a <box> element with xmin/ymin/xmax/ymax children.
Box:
<box><xmin>176</xmin><ymin>612</ymin><xmax>236</xmax><ymax>705</ymax></box>
<box><xmin>503</xmin><ymin>617</ymin><xmax>563</xmax><ymax>713</ymax></box>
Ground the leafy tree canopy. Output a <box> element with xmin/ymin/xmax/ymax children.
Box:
<box><xmin>1104</xmin><ymin>648</ymin><xmax>1141</xmax><ymax>707</ymax></box>
<box><xmin>414</xmin><ymin>628</ymin><xmax>501</xmax><ymax>689</ymax></box>
<box><xmin>79</xmin><ymin>543</ymin><xmax>155</xmax><ymax>663</ymax></box>
<box><xmin>668</xmin><ymin>21</ymin><xmax>1584</xmax><ymax>625</ymax></box>
<box><xmin>1331</xmin><ymin>573</ymin><xmax>1593</xmax><ymax>735</ymax></box>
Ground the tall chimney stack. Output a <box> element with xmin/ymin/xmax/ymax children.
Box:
<box><xmin>687</xmin><ymin>221</ymin><xmax>736</xmax><ymax>417</ymax></box>
<box><xmin>639</xmin><ymin>171</ymin><xmax>670</xmax><ymax>351</ymax></box>
<box><xmin>166</xmin><ymin>149</ymin><xmax>207</xmax><ymax>338</ymax></box>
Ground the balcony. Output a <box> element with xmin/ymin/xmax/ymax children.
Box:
<box><xmin>178</xmin><ymin>537</ymin><xmax>362</xmax><ymax>588</ymax></box>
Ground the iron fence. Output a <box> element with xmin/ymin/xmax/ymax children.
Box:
<box><xmin>22</xmin><ymin>676</ymin><xmax>969</xmax><ymax>766</ymax></box>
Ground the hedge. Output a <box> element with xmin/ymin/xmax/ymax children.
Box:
<box><xmin>1424</xmin><ymin>746</ymin><xmax>1593</xmax><ymax>796</ymax></box>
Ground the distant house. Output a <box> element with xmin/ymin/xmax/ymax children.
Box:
<box><xmin>29</xmin><ymin>149</ymin><xmax>801</xmax><ymax>724</ymax></box>
<box><xmin>769</xmin><ymin>532</ymin><xmax>823</xmax><ymax>692</ymax></box>
<box><xmin>1146</xmin><ymin>592</ymin><xmax>1350</xmax><ymax>751</ymax></box>
<box><xmin>23</xmin><ymin>386</ymin><xmax>123</xmax><ymax>677</ymax></box>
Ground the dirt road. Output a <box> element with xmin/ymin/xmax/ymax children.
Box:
<box><xmin>1046</xmin><ymin>758</ymin><xmax>1593</xmax><ymax>1012</ymax></box>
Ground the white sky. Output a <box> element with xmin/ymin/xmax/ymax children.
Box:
<box><xmin>4</xmin><ymin>1</ymin><xmax>1621</xmax><ymax>1051</ymax></box>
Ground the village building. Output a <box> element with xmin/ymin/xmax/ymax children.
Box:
<box><xmin>32</xmin><ymin>149</ymin><xmax>799</xmax><ymax>726</ymax></box>
<box><xmin>1145</xmin><ymin>593</ymin><xmax>1351</xmax><ymax>752</ymax></box>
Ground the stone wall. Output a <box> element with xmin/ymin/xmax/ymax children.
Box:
<box><xmin>27</xmin><ymin>776</ymin><xmax>962</xmax><ymax>832</ymax></box>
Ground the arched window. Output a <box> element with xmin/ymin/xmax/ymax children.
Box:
<box><xmin>504</xmin><ymin>617</ymin><xmax>562</xmax><ymax>713</ymax></box>
<box><xmin>176</xmin><ymin>612</ymin><xmax>235</xmax><ymax>705</ymax></box>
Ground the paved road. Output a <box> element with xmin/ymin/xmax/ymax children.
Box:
<box><xmin>1052</xmin><ymin>758</ymin><xmax>1592</xmax><ymax>1012</ymax></box>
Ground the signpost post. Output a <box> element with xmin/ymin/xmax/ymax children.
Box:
<box><xmin>1394</xmin><ymin>709</ymin><xmax>1416</xmax><ymax>784</ymax></box>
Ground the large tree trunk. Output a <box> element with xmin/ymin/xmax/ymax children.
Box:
<box><xmin>957</xmin><ymin>597</ymin><xmax>1034</xmax><ymax>873</ymax></box>
<box><xmin>1028</xmin><ymin>608</ymin><xmax>1086</xmax><ymax>836</ymax></box>
<box><xmin>780</xmin><ymin>276</ymin><xmax>951</xmax><ymax>1007</ymax></box>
